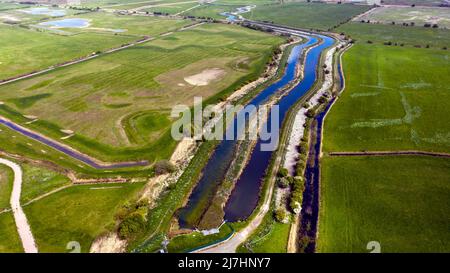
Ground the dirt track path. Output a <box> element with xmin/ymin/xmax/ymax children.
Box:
<box><xmin>0</xmin><ymin>158</ymin><xmax>38</xmax><ymax>253</ymax></box>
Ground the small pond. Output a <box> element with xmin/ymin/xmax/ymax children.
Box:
<box><xmin>38</xmin><ymin>18</ymin><xmax>90</xmax><ymax>28</ymax></box>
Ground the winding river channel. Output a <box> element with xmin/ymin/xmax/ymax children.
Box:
<box><xmin>178</xmin><ymin>31</ymin><xmax>336</xmax><ymax>228</ymax></box>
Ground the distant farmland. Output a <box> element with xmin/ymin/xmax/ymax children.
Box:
<box><xmin>244</xmin><ymin>2</ymin><xmax>371</xmax><ymax>30</ymax></box>
<box><xmin>0</xmin><ymin>13</ymin><xmax>192</xmax><ymax>80</ymax></box>
<box><xmin>337</xmin><ymin>22</ymin><xmax>450</xmax><ymax>48</ymax></box>
<box><xmin>356</xmin><ymin>6</ymin><xmax>450</xmax><ymax>28</ymax></box>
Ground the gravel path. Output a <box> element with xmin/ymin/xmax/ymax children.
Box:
<box><xmin>0</xmin><ymin>158</ymin><xmax>38</xmax><ymax>253</ymax></box>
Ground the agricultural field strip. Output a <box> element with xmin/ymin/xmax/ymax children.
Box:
<box><xmin>0</xmin><ymin>158</ymin><xmax>37</xmax><ymax>253</ymax></box>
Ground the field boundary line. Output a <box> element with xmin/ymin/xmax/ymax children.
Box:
<box><xmin>328</xmin><ymin>150</ymin><xmax>450</xmax><ymax>158</ymax></box>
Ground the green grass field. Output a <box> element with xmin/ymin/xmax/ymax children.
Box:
<box><xmin>143</xmin><ymin>2</ymin><xmax>199</xmax><ymax>14</ymax></box>
<box><xmin>21</xmin><ymin>164</ymin><xmax>71</xmax><ymax>204</ymax></box>
<box><xmin>323</xmin><ymin>43</ymin><xmax>450</xmax><ymax>153</ymax></box>
<box><xmin>338</xmin><ymin>22</ymin><xmax>450</xmax><ymax>48</ymax></box>
<box><xmin>0</xmin><ymin>23</ymin><xmax>283</xmax><ymax>163</ymax></box>
<box><xmin>57</xmin><ymin>12</ymin><xmax>190</xmax><ymax>36</ymax></box>
<box><xmin>0</xmin><ymin>164</ymin><xmax>13</xmax><ymax>210</ymax></box>
<box><xmin>0</xmin><ymin>212</ymin><xmax>23</xmax><ymax>252</ymax></box>
<box><xmin>0</xmin><ymin>24</ymin><xmax>134</xmax><ymax>80</ymax></box>
<box><xmin>244</xmin><ymin>2</ymin><xmax>371</xmax><ymax>30</ymax></box>
<box><xmin>24</xmin><ymin>182</ymin><xmax>144</xmax><ymax>252</ymax></box>
<box><xmin>238</xmin><ymin>220</ymin><xmax>290</xmax><ymax>253</ymax></box>
<box><xmin>318</xmin><ymin>156</ymin><xmax>450</xmax><ymax>253</ymax></box>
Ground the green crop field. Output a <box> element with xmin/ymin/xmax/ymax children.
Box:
<box><xmin>337</xmin><ymin>22</ymin><xmax>450</xmax><ymax>48</ymax></box>
<box><xmin>357</xmin><ymin>6</ymin><xmax>450</xmax><ymax>28</ymax></box>
<box><xmin>318</xmin><ymin>156</ymin><xmax>450</xmax><ymax>253</ymax></box>
<box><xmin>0</xmin><ymin>164</ymin><xmax>13</xmax><ymax>210</ymax></box>
<box><xmin>0</xmin><ymin>212</ymin><xmax>23</xmax><ymax>252</ymax></box>
<box><xmin>244</xmin><ymin>2</ymin><xmax>371</xmax><ymax>30</ymax></box>
<box><xmin>24</xmin><ymin>182</ymin><xmax>144</xmax><ymax>252</ymax></box>
<box><xmin>323</xmin><ymin>43</ymin><xmax>450</xmax><ymax>153</ymax></box>
<box><xmin>0</xmin><ymin>23</ymin><xmax>283</xmax><ymax>163</ymax></box>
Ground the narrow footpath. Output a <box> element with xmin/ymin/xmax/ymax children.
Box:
<box><xmin>0</xmin><ymin>158</ymin><xmax>38</xmax><ymax>253</ymax></box>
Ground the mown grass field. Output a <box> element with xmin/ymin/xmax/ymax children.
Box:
<box><xmin>0</xmin><ymin>164</ymin><xmax>13</xmax><ymax>210</ymax></box>
<box><xmin>0</xmin><ymin>23</ymin><xmax>283</xmax><ymax>163</ymax></box>
<box><xmin>244</xmin><ymin>2</ymin><xmax>371</xmax><ymax>30</ymax></box>
<box><xmin>338</xmin><ymin>22</ymin><xmax>450</xmax><ymax>48</ymax></box>
<box><xmin>323</xmin><ymin>43</ymin><xmax>450</xmax><ymax>153</ymax></box>
<box><xmin>0</xmin><ymin>24</ymin><xmax>134</xmax><ymax>80</ymax></box>
<box><xmin>318</xmin><ymin>156</ymin><xmax>450</xmax><ymax>253</ymax></box>
<box><xmin>24</xmin><ymin>182</ymin><xmax>144</xmax><ymax>252</ymax></box>
<box><xmin>0</xmin><ymin>212</ymin><xmax>23</xmax><ymax>252</ymax></box>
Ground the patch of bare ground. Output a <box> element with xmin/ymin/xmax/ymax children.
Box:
<box><xmin>184</xmin><ymin>68</ymin><xmax>226</xmax><ymax>86</ymax></box>
<box><xmin>90</xmin><ymin>232</ymin><xmax>127</xmax><ymax>253</ymax></box>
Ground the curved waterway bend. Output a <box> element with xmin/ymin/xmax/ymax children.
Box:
<box><xmin>0</xmin><ymin>118</ymin><xmax>148</xmax><ymax>169</ymax></box>
<box><xmin>224</xmin><ymin>34</ymin><xmax>335</xmax><ymax>221</ymax></box>
<box><xmin>178</xmin><ymin>34</ymin><xmax>334</xmax><ymax>227</ymax></box>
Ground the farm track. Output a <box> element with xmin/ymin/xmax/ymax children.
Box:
<box><xmin>0</xmin><ymin>158</ymin><xmax>38</xmax><ymax>253</ymax></box>
<box><xmin>328</xmin><ymin>150</ymin><xmax>450</xmax><ymax>158</ymax></box>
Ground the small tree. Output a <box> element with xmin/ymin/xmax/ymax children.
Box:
<box><xmin>278</xmin><ymin>167</ymin><xmax>289</xmax><ymax>177</ymax></box>
<box><xmin>154</xmin><ymin>160</ymin><xmax>176</xmax><ymax>175</ymax></box>
<box><xmin>118</xmin><ymin>213</ymin><xmax>146</xmax><ymax>239</ymax></box>
<box><xmin>274</xmin><ymin>209</ymin><xmax>287</xmax><ymax>223</ymax></box>
<box><xmin>277</xmin><ymin>177</ymin><xmax>290</xmax><ymax>188</ymax></box>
